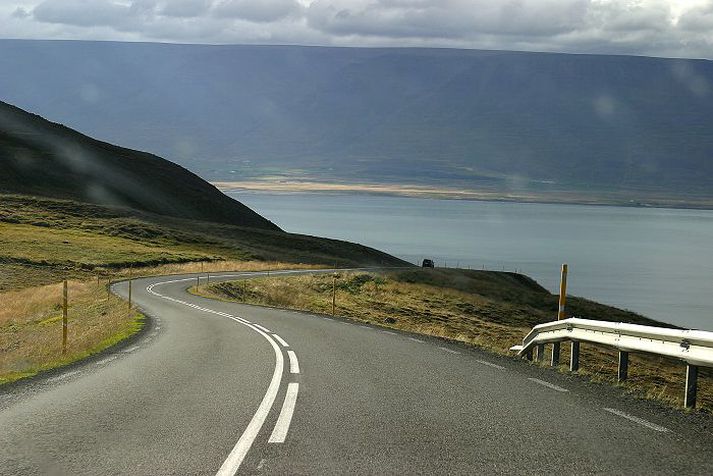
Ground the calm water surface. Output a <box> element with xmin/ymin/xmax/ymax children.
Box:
<box><xmin>231</xmin><ymin>192</ymin><xmax>713</xmax><ymax>331</ymax></box>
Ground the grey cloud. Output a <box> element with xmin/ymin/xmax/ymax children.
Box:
<box><xmin>307</xmin><ymin>0</ymin><xmax>589</xmax><ymax>39</ymax></box>
<box><xmin>585</xmin><ymin>1</ymin><xmax>672</xmax><ymax>33</ymax></box>
<box><xmin>677</xmin><ymin>3</ymin><xmax>713</xmax><ymax>31</ymax></box>
<box><xmin>33</xmin><ymin>0</ymin><xmax>130</xmax><ymax>27</ymax></box>
<box><xmin>14</xmin><ymin>0</ymin><xmax>713</xmax><ymax>60</ymax></box>
<box><xmin>12</xmin><ymin>7</ymin><xmax>32</xmax><ymax>18</ymax></box>
<box><xmin>212</xmin><ymin>0</ymin><xmax>302</xmax><ymax>23</ymax></box>
<box><xmin>160</xmin><ymin>0</ymin><xmax>213</xmax><ymax>18</ymax></box>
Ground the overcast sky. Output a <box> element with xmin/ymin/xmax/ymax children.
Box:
<box><xmin>2</xmin><ymin>0</ymin><xmax>712</xmax><ymax>59</ymax></box>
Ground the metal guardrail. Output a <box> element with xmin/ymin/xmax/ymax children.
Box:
<box><xmin>511</xmin><ymin>318</ymin><xmax>713</xmax><ymax>408</ymax></box>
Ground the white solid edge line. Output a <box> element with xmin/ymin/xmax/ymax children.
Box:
<box><xmin>254</xmin><ymin>324</ymin><xmax>272</xmax><ymax>333</ymax></box>
<box><xmin>268</xmin><ymin>383</ymin><xmax>300</xmax><ymax>443</ymax></box>
<box><xmin>409</xmin><ymin>337</ymin><xmax>424</xmax><ymax>343</ymax></box>
<box><xmin>603</xmin><ymin>408</ymin><xmax>670</xmax><ymax>432</ymax></box>
<box><xmin>47</xmin><ymin>370</ymin><xmax>80</xmax><ymax>382</ymax></box>
<box><xmin>287</xmin><ymin>351</ymin><xmax>300</xmax><ymax>374</ymax></box>
<box><xmin>476</xmin><ymin>360</ymin><xmax>506</xmax><ymax>370</ymax></box>
<box><xmin>439</xmin><ymin>346</ymin><xmax>460</xmax><ymax>354</ymax></box>
<box><xmin>272</xmin><ymin>334</ymin><xmax>289</xmax><ymax>347</ymax></box>
<box><xmin>527</xmin><ymin>377</ymin><xmax>569</xmax><ymax>392</ymax></box>
<box><xmin>146</xmin><ymin>279</ymin><xmax>285</xmax><ymax>476</ymax></box>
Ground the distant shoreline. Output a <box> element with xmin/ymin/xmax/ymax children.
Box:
<box><xmin>213</xmin><ymin>180</ymin><xmax>713</xmax><ymax>211</ymax></box>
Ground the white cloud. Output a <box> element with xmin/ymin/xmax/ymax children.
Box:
<box><xmin>0</xmin><ymin>0</ymin><xmax>710</xmax><ymax>59</ymax></box>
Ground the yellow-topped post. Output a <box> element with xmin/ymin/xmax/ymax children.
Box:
<box><xmin>558</xmin><ymin>263</ymin><xmax>568</xmax><ymax>320</ymax></box>
<box><xmin>62</xmin><ymin>280</ymin><xmax>68</xmax><ymax>355</ymax></box>
<box><xmin>332</xmin><ymin>273</ymin><xmax>337</xmax><ymax>316</ymax></box>
<box><xmin>551</xmin><ymin>263</ymin><xmax>568</xmax><ymax>366</ymax></box>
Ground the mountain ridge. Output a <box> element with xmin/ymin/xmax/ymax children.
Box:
<box><xmin>1</xmin><ymin>39</ymin><xmax>712</xmax><ymax>201</ymax></box>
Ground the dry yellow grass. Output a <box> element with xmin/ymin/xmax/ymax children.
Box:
<box><xmin>0</xmin><ymin>261</ymin><xmax>325</xmax><ymax>386</ymax></box>
<box><xmin>107</xmin><ymin>260</ymin><xmax>326</xmax><ymax>280</ymax></box>
<box><xmin>196</xmin><ymin>271</ymin><xmax>713</xmax><ymax>412</ymax></box>
<box><xmin>0</xmin><ymin>279</ymin><xmax>143</xmax><ymax>385</ymax></box>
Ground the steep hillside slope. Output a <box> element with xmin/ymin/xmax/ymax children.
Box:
<box><xmin>0</xmin><ymin>100</ymin><xmax>277</xmax><ymax>229</ymax></box>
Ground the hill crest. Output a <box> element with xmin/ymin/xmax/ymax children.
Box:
<box><xmin>0</xmin><ymin>100</ymin><xmax>279</xmax><ymax>230</ymax></box>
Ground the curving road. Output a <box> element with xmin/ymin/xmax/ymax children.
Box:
<box><xmin>1</xmin><ymin>270</ymin><xmax>712</xmax><ymax>475</ymax></box>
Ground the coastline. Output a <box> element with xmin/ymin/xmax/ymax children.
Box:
<box><xmin>213</xmin><ymin>180</ymin><xmax>713</xmax><ymax>211</ymax></box>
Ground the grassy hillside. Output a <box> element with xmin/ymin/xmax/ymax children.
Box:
<box><xmin>0</xmin><ymin>100</ymin><xmax>277</xmax><ymax>229</ymax></box>
<box><xmin>195</xmin><ymin>270</ymin><xmax>712</xmax><ymax>411</ymax></box>
<box><xmin>2</xmin><ymin>40</ymin><xmax>713</xmax><ymax>203</ymax></box>
<box><xmin>0</xmin><ymin>194</ymin><xmax>406</xmax><ymax>291</ymax></box>
<box><xmin>0</xmin><ymin>100</ymin><xmax>407</xmax><ymax>385</ymax></box>
<box><xmin>0</xmin><ymin>193</ymin><xmax>405</xmax><ymax>384</ymax></box>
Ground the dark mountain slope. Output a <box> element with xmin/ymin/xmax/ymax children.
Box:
<box><xmin>1</xmin><ymin>40</ymin><xmax>712</xmax><ymax>199</ymax></box>
<box><xmin>0</xmin><ymin>100</ymin><xmax>278</xmax><ymax>230</ymax></box>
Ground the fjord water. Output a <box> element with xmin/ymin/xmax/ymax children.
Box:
<box><xmin>232</xmin><ymin>192</ymin><xmax>713</xmax><ymax>331</ymax></box>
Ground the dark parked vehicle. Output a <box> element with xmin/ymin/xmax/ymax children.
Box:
<box><xmin>422</xmin><ymin>259</ymin><xmax>435</xmax><ymax>268</ymax></box>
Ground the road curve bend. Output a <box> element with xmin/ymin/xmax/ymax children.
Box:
<box><xmin>1</xmin><ymin>270</ymin><xmax>712</xmax><ymax>475</ymax></box>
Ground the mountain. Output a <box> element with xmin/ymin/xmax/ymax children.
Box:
<box><xmin>0</xmin><ymin>101</ymin><xmax>408</xmax><ymax>284</ymax></box>
<box><xmin>1</xmin><ymin>40</ymin><xmax>712</xmax><ymax>200</ymax></box>
<box><xmin>0</xmin><ymin>100</ymin><xmax>277</xmax><ymax>229</ymax></box>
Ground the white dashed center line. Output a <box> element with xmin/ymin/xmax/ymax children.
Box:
<box><xmin>269</xmin><ymin>383</ymin><xmax>300</xmax><ymax>443</ymax></box>
<box><xmin>272</xmin><ymin>334</ymin><xmax>289</xmax><ymax>347</ymax></box>
<box><xmin>287</xmin><ymin>351</ymin><xmax>300</xmax><ymax>374</ymax></box>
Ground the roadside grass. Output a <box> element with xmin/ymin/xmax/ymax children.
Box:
<box><xmin>0</xmin><ymin>193</ymin><xmax>404</xmax><ymax>292</ymax></box>
<box><xmin>0</xmin><ymin>192</ymin><xmax>381</xmax><ymax>386</ymax></box>
<box><xmin>0</xmin><ymin>222</ymin><xmax>208</xmax><ymax>269</ymax></box>
<box><xmin>195</xmin><ymin>269</ymin><xmax>713</xmax><ymax>412</ymax></box>
<box><xmin>0</xmin><ymin>280</ymin><xmax>143</xmax><ymax>386</ymax></box>
<box><xmin>109</xmin><ymin>260</ymin><xmax>326</xmax><ymax>280</ymax></box>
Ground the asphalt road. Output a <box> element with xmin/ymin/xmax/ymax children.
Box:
<box><xmin>1</xmin><ymin>270</ymin><xmax>712</xmax><ymax>475</ymax></box>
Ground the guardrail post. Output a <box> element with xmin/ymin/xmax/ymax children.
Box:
<box><xmin>617</xmin><ymin>351</ymin><xmax>629</xmax><ymax>382</ymax></box>
<box><xmin>684</xmin><ymin>364</ymin><xmax>698</xmax><ymax>409</ymax></box>
<box><xmin>551</xmin><ymin>342</ymin><xmax>560</xmax><ymax>366</ymax></box>
<box><xmin>569</xmin><ymin>341</ymin><xmax>580</xmax><ymax>371</ymax></box>
<box><xmin>535</xmin><ymin>343</ymin><xmax>545</xmax><ymax>362</ymax></box>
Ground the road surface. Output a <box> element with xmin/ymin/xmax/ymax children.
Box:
<box><xmin>1</xmin><ymin>270</ymin><xmax>712</xmax><ymax>475</ymax></box>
